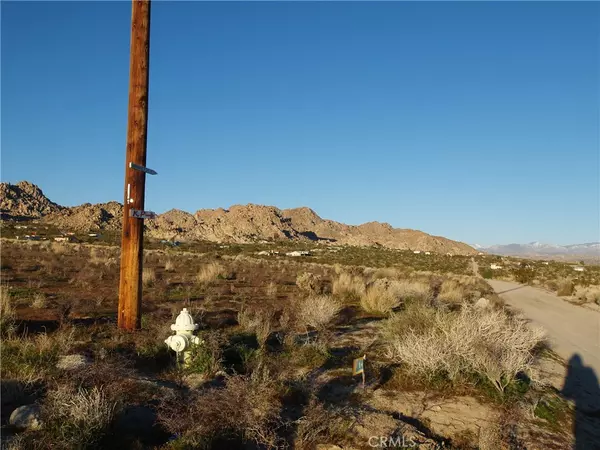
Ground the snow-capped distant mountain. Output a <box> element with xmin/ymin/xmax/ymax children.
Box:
<box><xmin>473</xmin><ymin>242</ymin><xmax>600</xmax><ymax>261</ymax></box>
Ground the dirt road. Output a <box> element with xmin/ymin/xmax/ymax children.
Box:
<box><xmin>488</xmin><ymin>279</ymin><xmax>600</xmax><ymax>377</ymax></box>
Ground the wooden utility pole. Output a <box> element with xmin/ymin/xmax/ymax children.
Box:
<box><xmin>118</xmin><ymin>0</ymin><xmax>152</xmax><ymax>330</ymax></box>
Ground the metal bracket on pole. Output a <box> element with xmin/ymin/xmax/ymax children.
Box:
<box><xmin>129</xmin><ymin>162</ymin><xmax>158</xmax><ymax>175</ymax></box>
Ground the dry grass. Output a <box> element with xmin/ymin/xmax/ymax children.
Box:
<box><xmin>30</xmin><ymin>292</ymin><xmax>47</xmax><ymax>309</ymax></box>
<box><xmin>158</xmin><ymin>370</ymin><xmax>282</xmax><ymax>448</ymax></box>
<box><xmin>142</xmin><ymin>267</ymin><xmax>156</xmax><ymax>286</ymax></box>
<box><xmin>360</xmin><ymin>279</ymin><xmax>402</xmax><ymax>314</ymax></box>
<box><xmin>164</xmin><ymin>259</ymin><xmax>175</xmax><ymax>272</ymax></box>
<box><xmin>437</xmin><ymin>279</ymin><xmax>466</xmax><ymax>304</ymax></box>
<box><xmin>237</xmin><ymin>306</ymin><xmax>274</xmax><ymax>348</ymax></box>
<box><xmin>392</xmin><ymin>279</ymin><xmax>433</xmax><ymax>303</ymax></box>
<box><xmin>384</xmin><ymin>304</ymin><xmax>545</xmax><ymax>392</ymax></box>
<box><xmin>297</xmin><ymin>294</ymin><xmax>342</xmax><ymax>331</ymax></box>
<box><xmin>42</xmin><ymin>385</ymin><xmax>118</xmax><ymax>449</ymax></box>
<box><xmin>50</xmin><ymin>241</ymin><xmax>70</xmax><ymax>255</ymax></box>
<box><xmin>265</xmin><ymin>281</ymin><xmax>277</xmax><ymax>298</ymax></box>
<box><xmin>574</xmin><ymin>285</ymin><xmax>600</xmax><ymax>305</ymax></box>
<box><xmin>196</xmin><ymin>262</ymin><xmax>228</xmax><ymax>284</ymax></box>
<box><xmin>332</xmin><ymin>272</ymin><xmax>365</xmax><ymax>300</ymax></box>
<box><xmin>0</xmin><ymin>284</ymin><xmax>16</xmax><ymax>335</ymax></box>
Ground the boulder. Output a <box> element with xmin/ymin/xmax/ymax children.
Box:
<box><xmin>9</xmin><ymin>404</ymin><xmax>42</xmax><ymax>430</ymax></box>
<box><xmin>474</xmin><ymin>297</ymin><xmax>492</xmax><ymax>310</ymax></box>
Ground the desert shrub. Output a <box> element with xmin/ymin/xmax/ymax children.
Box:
<box><xmin>481</xmin><ymin>268</ymin><xmax>494</xmax><ymax>279</ymax></box>
<box><xmin>557</xmin><ymin>278</ymin><xmax>574</xmax><ymax>296</ymax></box>
<box><xmin>332</xmin><ymin>272</ymin><xmax>365</xmax><ymax>301</ymax></box>
<box><xmin>237</xmin><ymin>306</ymin><xmax>274</xmax><ymax>348</ymax></box>
<box><xmin>574</xmin><ymin>285</ymin><xmax>600</xmax><ymax>305</ymax></box>
<box><xmin>41</xmin><ymin>385</ymin><xmax>118</xmax><ymax>449</ymax></box>
<box><xmin>392</xmin><ymin>279</ymin><xmax>432</xmax><ymax>303</ymax></box>
<box><xmin>196</xmin><ymin>262</ymin><xmax>232</xmax><ymax>284</ymax></box>
<box><xmin>514</xmin><ymin>266</ymin><xmax>536</xmax><ymax>284</ymax></box>
<box><xmin>186</xmin><ymin>331</ymin><xmax>224</xmax><ymax>375</ymax></box>
<box><xmin>360</xmin><ymin>279</ymin><xmax>402</xmax><ymax>315</ymax></box>
<box><xmin>142</xmin><ymin>267</ymin><xmax>156</xmax><ymax>286</ymax></box>
<box><xmin>158</xmin><ymin>370</ymin><xmax>282</xmax><ymax>449</ymax></box>
<box><xmin>295</xmin><ymin>399</ymin><xmax>354</xmax><ymax>449</ymax></box>
<box><xmin>436</xmin><ymin>279</ymin><xmax>466</xmax><ymax>304</ymax></box>
<box><xmin>296</xmin><ymin>272</ymin><xmax>324</xmax><ymax>294</ymax></box>
<box><xmin>384</xmin><ymin>305</ymin><xmax>545</xmax><ymax>392</ymax></box>
<box><xmin>297</xmin><ymin>295</ymin><xmax>342</xmax><ymax>332</ymax></box>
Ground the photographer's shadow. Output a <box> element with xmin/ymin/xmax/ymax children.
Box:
<box><xmin>561</xmin><ymin>354</ymin><xmax>600</xmax><ymax>449</ymax></box>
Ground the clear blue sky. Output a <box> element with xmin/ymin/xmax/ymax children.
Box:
<box><xmin>2</xmin><ymin>2</ymin><xmax>598</xmax><ymax>246</ymax></box>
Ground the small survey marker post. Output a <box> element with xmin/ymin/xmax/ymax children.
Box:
<box><xmin>352</xmin><ymin>354</ymin><xmax>367</xmax><ymax>389</ymax></box>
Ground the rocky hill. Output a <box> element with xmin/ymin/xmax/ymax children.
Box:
<box><xmin>0</xmin><ymin>181</ymin><xmax>478</xmax><ymax>255</ymax></box>
<box><xmin>0</xmin><ymin>181</ymin><xmax>63</xmax><ymax>220</ymax></box>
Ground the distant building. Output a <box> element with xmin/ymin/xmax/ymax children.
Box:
<box><xmin>490</xmin><ymin>264</ymin><xmax>503</xmax><ymax>270</ymax></box>
<box><xmin>286</xmin><ymin>250</ymin><xmax>310</xmax><ymax>257</ymax></box>
<box><xmin>413</xmin><ymin>250</ymin><xmax>421</xmax><ymax>254</ymax></box>
<box><xmin>573</xmin><ymin>266</ymin><xmax>585</xmax><ymax>272</ymax></box>
<box><xmin>424</xmin><ymin>251</ymin><xmax>431</xmax><ymax>255</ymax></box>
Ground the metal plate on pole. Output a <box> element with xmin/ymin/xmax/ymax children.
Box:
<box><xmin>130</xmin><ymin>209</ymin><xmax>157</xmax><ymax>219</ymax></box>
<box><xmin>129</xmin><ymin>162</ymin><xmax>158</xmax><ymax>175</ymax></box>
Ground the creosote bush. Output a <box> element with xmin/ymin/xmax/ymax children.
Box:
<box><xmin>384</xmin><ymin>305</ymin><xmax>545</xmax><ymax>392</ymax></box>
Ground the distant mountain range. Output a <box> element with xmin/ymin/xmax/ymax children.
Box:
<box><xmin>0</xmin><ymin>181</ymin><xmax>478</xmax><ymax>255</ymax></box>
<box><xmin>472</xmin><ymin>242</ymin><xmax>600</xmax><ymax>263</ymax></box>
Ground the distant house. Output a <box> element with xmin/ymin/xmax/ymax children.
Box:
<box><xmin>573</xmin><ymin>266</ymin><xmax>585</xmax><ymax>272</ymax></box>
<box><xmin>490</xmin><ymin>264</ymin><xmax>503</xmax><ymax>270</ymax></box>
<box><xmin>413</xmin><ymin>250</ymin><xmax>421</xmax><ymax>254</ymax></box>
<box><xmin>424</xmin><ymin>252</ymin><xmax>431</xmax><ymax>255</ymax></box>
<box><xmin>542</xmin><ymin>262</ymin><xmax>549</xmax><ymax>265</ymax></box>
<box><xmin>286</xmin><ymin>251</ymin><xmax>310</xmax><ymax>257</ymax></box>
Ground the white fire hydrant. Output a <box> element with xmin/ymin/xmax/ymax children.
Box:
<box><xmin>165</xmin><ymin>308</ymin><xmax>202</xmax><ymax>367</ymax></box>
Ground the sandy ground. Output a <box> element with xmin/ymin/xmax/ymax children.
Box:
<box><xmin>489</xmin><ymin>279</ymin><xmax>600</xmax><ymax>416</ymax></box>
